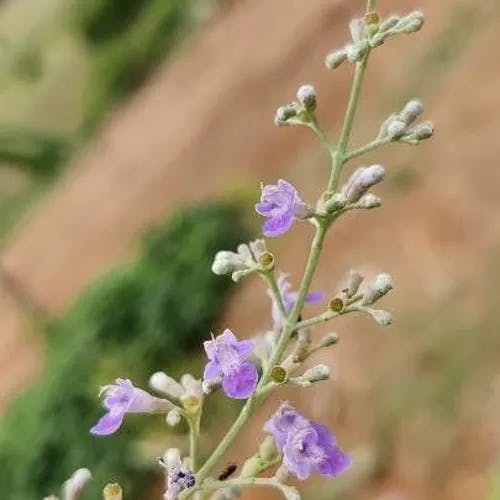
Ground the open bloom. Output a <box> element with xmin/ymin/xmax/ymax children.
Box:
<box><xmin>265</xmin><ymin>402</ymin><xmax>351</xmax><ymax>480</ymax></box>
<box><xmin>203</xmin><ymin>329</ymin><xmax>258</xmax><ymax>399</ymax></box>
<box><xmin>255</xmin><ymin>179</ymin><xmax>309</xmax><ymax>237</ymax></box>
<box><xmin>269</xmin><ymin>274</ymin><xmax>325</xmax><ymax>328</ymax></box>
<box><xmin>162</xmin><ymin>449</ymin><xmax>195</xmax><ymax>500</ymax></box>
<box><xmin>91</xmin><ymin>378</ymin><xmax>171</xmax><ymax>436</ymax></box>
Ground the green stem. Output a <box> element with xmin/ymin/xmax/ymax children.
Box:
<box><xmin>188</xmin><ymin>416</ymin><xmax>201</xmax><ymax>472</ymax></box>
<box><xmin>344</xmin><ymin>136</ymin><xmax>391</xmax><ymax>163</ymax></box>
<box><xmin>262</xmin><ymin>272</ymin><xmax>287</xmax><ymax>320</ymax></box>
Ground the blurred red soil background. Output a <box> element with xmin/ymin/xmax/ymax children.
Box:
<box><xmin>1</xmin><ymin>0</ymin><xmax>500</xmax><ymax>498</ymax></box>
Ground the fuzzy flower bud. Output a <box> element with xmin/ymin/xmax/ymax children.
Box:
<box><xmin>296</xmin><ymin>84</ymin><xmax>316</xmax><ymax>111</ymax></box>
<box><xmin>325</xmin><ymin>49</ymin><xmax>347</xmax><ymax>69</ymax></box>
<box><xmin>63</xmin><ymin>468</ymin><xmax>92</xmax><ymax>500</ymax></box>
<box><xmin>166</xmin><ymin>409</ymin><xmax>182</xmax><ymax>427</ymax></box>
<box><xmin>293</xmin><ymin>364</ymin><xmax>331</xmax><ymax>387</ymax></box>
<box><xmin>343</xmin><ymin>165</ymin><xmax>385</xmax><ymax>203</ymax></box>
<box><xmin>346</xmin><ymin>41</ymin><xmax>369</xmax><ymax>62</ymax></box>
<box><xmin>411</xmin><ymin>121</ymin><xmax>434</xmax><ymax>140</ymax></box>
<box><xmin>323</xmin><ymin>192</ymin><xmax>348</xmax><ymax>213</ymax></box>
<box><xmin>345</xmin><ymin>270</ymin><xmax>364</xmax><ymax>297</ymax></box>
<box><xmin>368</xmin><ymin>308</ymin><xmax>393</xmax><ymax>326</ymax></box>
<box><xmin>274</xmin><ymin>104</ymin><xmax>299</xmax><ymax>126</ymax></box>
<box><xmin>318</xmin><ymin>332</ymin><xmax>340</xmax><ymax>349</ymax></box>
<box><xmin>362</xmin><ymin>273</ymin><xmax>393</xmax><ymax>305</ymax></box>
<box><xmin>400</xmin><ymin>99</ymin><xmax>424</xmax><ymax>125</ymax></box>
<box><xmin>150</xmin><ymin>371</ymin><xmax>185</xmax><ymax>399</ymax></box>
<box><xmin>379</xmin><ymin>15</ymin><xmax>401</xmax><ymax>32</ymax></box>
<box><xmin>103</xmin><ymin>483</ymin><xmax>122</xmax><ymax>500</ymax></box>
<box><xmin>356</xmin><ymin>193</ymin><xmax>382</xmax><ymax>209</ymax></box>
<box><xmin>349</xmin><ymin>18</ymin><xmax>366</xmax><ymax>43</ymax></box>
<box><xmin>400</xmin><ymin>11</ymin><xmax>424</xmax><ymax>33</ymax></box>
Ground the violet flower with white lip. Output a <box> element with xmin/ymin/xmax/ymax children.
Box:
<box><xmin>203</xmin><ymin>329</ymin><xmax>258</xmax><ymax>399</ymax></box>
<box><xmin>90</xmin><ymin>378</ymin><xmax>172</xmax><ymax>436</ymax></box>
<box><xmin>255</xmin><ymin>179</ymin><xmax>310</xmax><ymax>237</ymax></box>
<box><xmin>269</xmin><ymin>274</ymin><xmax>325</xmax><ymax>329</ymax></box>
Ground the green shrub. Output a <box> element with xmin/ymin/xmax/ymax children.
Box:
<box><xmin>0</xmin><ymin>202</ymin><xmax>249</xmax><ymax>499</ymax></box>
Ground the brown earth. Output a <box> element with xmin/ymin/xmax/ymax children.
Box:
<box><xmin>1</xmin><ymin>0</ymin><xmax>500</xmax><ymax>498</ymax></box>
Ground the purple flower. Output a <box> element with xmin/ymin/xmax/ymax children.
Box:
<box><xmin>91</xmin><ymin>378</ymin><xmax>170</xmax><ymax>436</ymax></box>
<box><xmin>203</xmin><ymin>329</ymin><xmax>258</xmax><ymax>399</ymax></box>
<box><xmin>255</xmin><ymin>179</ymin><xmax>309</xmax><ymax>237</ymax></box>
<box><xmin>162</xmin><ymin>450</ymin><xmax>195</xmax><ymax>500</ymax></box>
<box><xmin>269</xmin><ymin>274</ymin><xmax>325</xmax><ymax>328</ymax></box>
<box><xmin>265</xmin><ymin>402</ymin><xmax>351</xmax><ymax>480</ymax></box>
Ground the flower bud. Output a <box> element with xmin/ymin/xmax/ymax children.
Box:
<box><xmin>259</xmin><ymin>435</ymin><xmax>279</xmax><ymax>462</ymax></box>
<box><xmin>166</xmin><ymin>408</ymin><xmax>182</xmax><ymax>427</ymax></box>
<box><xmin>346</xmin><ymin>41</ymin><xmax>369</xmax><ymax>62</ymax></box>
<box><xmin>356</xmin><ymin>193</ymin><xmax>381</xmax><ymax>209</ymax></box>
<box><xmin>362</xmin><ymin>273</ymin><xmax>393</xmax><ymax>305</ymax></box>
<box><xmin>292</xmin><ymin>364</ymin><xmax>330</xmax><ymax>387</ymax></box>
<box><xmin>401</xmin><ymin>11</ymin><xmax>424</xmax><ymax>33</ymax></box>
<box><xmin>345</xmin><ymin>270</ymin><xmax>364</xmax><ymax>297</ymax></box>
<box><xmin>323</xmin><ymin>192</ymin><xmax>347</xmax><ymax>212</ymax></box>
<box><xmin>412</xmin><ymin>121</ymin><xmax>434</xmax><ymax>140</ymax></box>
<box><xmin>369</xmin><ymin>308</ymin><xmax>392</xmax><ymax>326</ymax></box>
<box><xmin>296</xmin><ymin>84</ymin><xmax>316</xmax><ymax>111</ymax></box>
<box><xmin>400</xmin><ymin>99</ymin><xmax>424</xmax><ymax>125</ymax></box>
<box><xmin>63</xmin><ymin>468</ymin><xmax>92</xmax><ymax>500</ymax></box>
<box><xmin>202</xmin><ymin>377</ymin><xmax>221</xmax><ymax>395</ymax></box>
<box><xmin>150</xmin><ymin>371</ymin><xmax>184</xmax><ymax>399</ymax></box>
<box><xmin>369</xmin><ymin>32</ymin><xmax>386</xmax><ymax>48</ymax></box>
<box><xmin>318</xmin><ymin>332</ymin><xmax>339</xmax><ymax>348</ymax></box>
<box><xmin>274</xmin><ymin>104</ymin><xmax>298</xmax><ymax>126</ymax></box>
<box><xmin>349</xmin><ymin>18</ymin><xmax>366</xmax><ymax>43</ymax></box>
<box><xmin>103</xmin><ymin>483</ymin><xmax>122</xmax><ymax>500</ymax></box>
<box><xmin>325</xmin><ymin>49</ymin><xmax>347</xmax><ymax>69</ymax></box>
<box><xmin>343</xmin><ymin>165</ymin><xmax>385</xmax><ymax>203</ymax></box>
<box><xmin>379</xmin><ymin>15</ymin><xmax>401</xmax><ymax>32</ymax></box>
<box><xmin>212</xmin><ymin>251</ymin><xmax>246</xmax><ymax>275</ymax></box>
<box><xmin>387</xmin><ymin>118</ymin><xmax>407</xmax><ymax>140</ymax></box>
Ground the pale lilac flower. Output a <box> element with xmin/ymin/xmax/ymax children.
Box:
<box><xmin>203</xmin><ymin>329</ymin><xmax>258</xmax><ymax>399</ymax></box>
<box><xmin>269</xmin><ymin>274</ymin><xmax>325</xmax><ymax>328</ymax></box>
<box><xmin>91</xmin><ymin>378</ymin><xmax>171</xmax><ymax>436</ymax></box>
<box><xmin>162</xmin><ymin>449</ymin><xmax>195</xmax><ymax>500</ymax></box>
<box><xmin>265</xmin><ymin>402</ymin><xmax>351</xmax><ymax>480</ymax></box>
<box><xmin>255</xmin><ymin>179</ymin><xmax>309</xmax><ymax>237</ymax></box>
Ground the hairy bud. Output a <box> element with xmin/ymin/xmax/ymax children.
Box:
<box><xmin>318</xmin><ymin>332</ymin><xmax>340</xmax><ymax>348</ymax></box>
<box><xmin>150</xmin><ymin>371</ymin><xmax>184</xmax><ymax>399</ymax></box>
<box><xmin>343</xmin><ymin>165</ymin><xmax>385</xmax><ymax>202</ymax></box>
<box><xmin>369</xmin><ymin>308</ymin><xmax>393</xmax><ymax>326</ymax></box>
<box><xmin>362</xmin><ymin>273</ymin><xmax>393</xmax><ymax>305</ymax></box>
<box><xmin>325</xmin><ymin>49</ymin><xmax>347</xmax><ymax>69</ymax></box>
<box><xmin>356</xmin><ymin>193</ymin><xmax>382</xmax><ymax>209</ymax></box>
<box><xmin>346</xmin><ymin>270</ymin><xmax>364</xmax><ymax>297</ymax></box>
<box><xmin>166</xmin><ymin>408</ymin><xmax>182</xmax><ymax>427</ymax></box>
<box><xmin>63</xmin><ymin>469</ymin><xmax>92</xmax><ymax>500</ymax></box>
<box><xmin>412</xmin><ymin>121</ymin><xmax>434</xmax><ymax>140</ymax></box>
<box><xmin>296</xmin><ymin>84</ymin><xmax>317</xmax><ymax>111</ymax></box>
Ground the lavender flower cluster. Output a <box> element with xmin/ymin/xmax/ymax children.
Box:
<box><xmin>47</xmin><ymin>3</ymin><xmax>434</xmax><ymax>500</ymax></box>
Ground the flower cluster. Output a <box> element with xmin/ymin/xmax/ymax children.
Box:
<box><xmin>265</xmin><ymin>403</ymin><xmax>351</xmax><ymax>480</ymax></box>
<box><xmin>84</xmin><ymin>3</ymin><xmax>433</xmax><ymax>499</ymax></box>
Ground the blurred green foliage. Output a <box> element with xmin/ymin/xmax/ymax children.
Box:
<box><xmin>0</xmin><ymin>202</ymin><xmax>248</xmax><ymax>500</ymax></box>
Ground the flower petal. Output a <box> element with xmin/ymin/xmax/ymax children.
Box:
<box><xmin>305</xmin><ymin>290</ymin><xmax>326</xmax><ymax>305</ymax></box>
<box><xmin>90</xmin><ymin>411</ymin><xmax>125</xmax><ymax>436</ymax></box>
<box><xmin>221</xmin><ymin>362</ymin><xmax>258</xmax><ymax>399</ymax></box>
<box><xmin>203</xmin><ymin>360</ymin><xmax>221</xmax><ymax>380</ymax></box>
<box><xmin>316</xmin><ymin>446</ymin><xmax>352</xmax><ymax>477</ymax></box>
<box><xmin>262</xmin><ymin>212</ymin><xmax>294</xmax><ymax>238</ymax></box>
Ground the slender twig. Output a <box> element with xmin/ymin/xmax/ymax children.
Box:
<box><xmin>188</xmin><ymin>416</ymin><xmax>201</xmax><ymax>472</ymax></box>
<box><xmin>344</xmin><ymin>136</ymin><xmax>392</xmax><ymax>163</ymax></box>
<box><xmin>262</xmin><ymin>271</ymin><xmax>287</xmax><ymax>320</ymax></box>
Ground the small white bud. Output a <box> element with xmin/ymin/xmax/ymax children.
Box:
<box><xmin>369</xmin><ymin>308</ymin><xmax>392</xmax><ymax>326</ymax></box>
<box><xmin>63</xmin><ymin>468</ymin><xmax>92</xmax><ymax>500</ymax></box>
<box><xmin>346</xmin><ymin>270</ymin><xmax>364</xmax><ymax>297</ymax></box>
<box><xmin>296</xmin><ymin>84</ymin><xmax>316</xmax><ymax>111</ymax></box>
<box><xmin>356</xmin><ymin>193</ymin><xmax>381</xmax><ymax>209</ymax></box>
<box><xmin>343</xmin><ymin>164</ymin><xmax>385</xmax><ymax>203</ymax></box>
<box><xmin>180</xmin><ymin>373</ymin><xmax>203</xmax><ymax>399</ymax></box>
<box><xmin>318</xmin><ymin>332</ymin><xmax>340</xmax><ymax>348</ymax></box>
<box><xmin>401</xmin><ymin>11</ymin><xmax>424</xmax><ymax>33</ymax></box>
<box><xmin>362</xmin><ymin>273</ymin><xmax>393</xmax><ymax>305</ymax></box>
<box><xmin>150</xmin><ymin>371</ymin><xmax>184</xmax><ymax>399</ymax></box>
<box><xmin>324</xmin><ymin>192</ymin><xmax>348</xmax><ymax>213</ymax></box>
<box><xmin>349</xmin><ymin>18</ymin><xmax>366</xmax><ymax>43</ymax></box>
<box><xmin>164</xmin><ymin>448</ymin><xmax>182</xmax><ymax>469</ymax></box>
<box><xmin>291</xmin><ymin>364</ymin><xmax>330</xmax><ymax>387</ymax></box>
<box><xmin>400</xmin><ymin>99</ymin><xmax>424</xmax><ymax>125</ymax></box>
<box><xmin>212</xmin><ymin>250</ymin><xmax>246</xmax><ymax>275</ymax></box>
<box><xmin>274</xmin><ymin>104</ymin><xmax>298</xmax><ymax>126</ymax></box>
<box><xmin>369</xmin><ymin>32</ymin><xmax>386</xmax><ymax>48</ymax></box>
<box><xmin>387</xmin><ymin>119</ymin><xmax>407</xmax><ymax>140</ymax></box>
<box><xmin>325</xmin><ymin>49</ymin><xmax>347</xmax><ymax>69</ymax></box>
<box><xmin>166</xmin><ymin>408</ymin><xmax>182</xmax><ymax>427</ymax></box>
<box><xmin>412</xmin><ymin>121</ymin><xmax>434</xmax><ymax>140</ymax></box>
<box><xmin>202</xmin><ymin>377</ymin><xmax>221</xmax><ymax>395</ymax></box>
<box><xmin>346</xmin><ymin>41</ymin><xmax>368</xmax><ymax>62</ymax></box>
<box><xmin>379</xmin><ymin>15</ymin><xmax>401</xmax><ymax>32</ymax></box>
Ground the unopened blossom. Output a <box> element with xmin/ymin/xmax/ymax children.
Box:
<box><xmin>91</xmin><ymin>378</ymin><xmax>171</xmax><ymax>436</ymax></box>
<box><xmin>255</xmin><ymin>179</ymin><xmax>309</xmax><ymax>237</ymax></box>
<box><xmin>265</xmin><ymin>402</ymin><xmax>351</xmax><ymax>480</ymax></box>
<box><xmin>203</xmin><ymin>329</ymin><xmax>258</xmax><ymax>399</ymax></box>
<box><xmin>342</xmin><ymin>165</ymin><xmax>385</xmax><ymax>203</ymax></box>
<box><xmin>269</xmin><ymin>274</ymin><xmax>325</xmax><ymax>328</ymax></box>
<box><xmin>63</xmin><ymin>468</ymin><xmax>92</xmax><ymax>500</ymax></box>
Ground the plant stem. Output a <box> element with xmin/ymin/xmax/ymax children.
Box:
<box><xmin>188</xmin><ymin>416</ymin><xmax>200</xmax><ymax>472</ymax></box>
<box><xmin>344</xmin><ymin>136</ymin><xmax>392</xmax><ymax>162</ymax></box>
<box><xmin>263</xmin><ymin>272</ymin><xmax>287</xmax><ymax>320</ymax></box>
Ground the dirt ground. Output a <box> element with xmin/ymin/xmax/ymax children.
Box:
<box><xmin>1</xmin><ymin>0</ymin><xmax>499</xmax><ymax>498</ymax></box>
